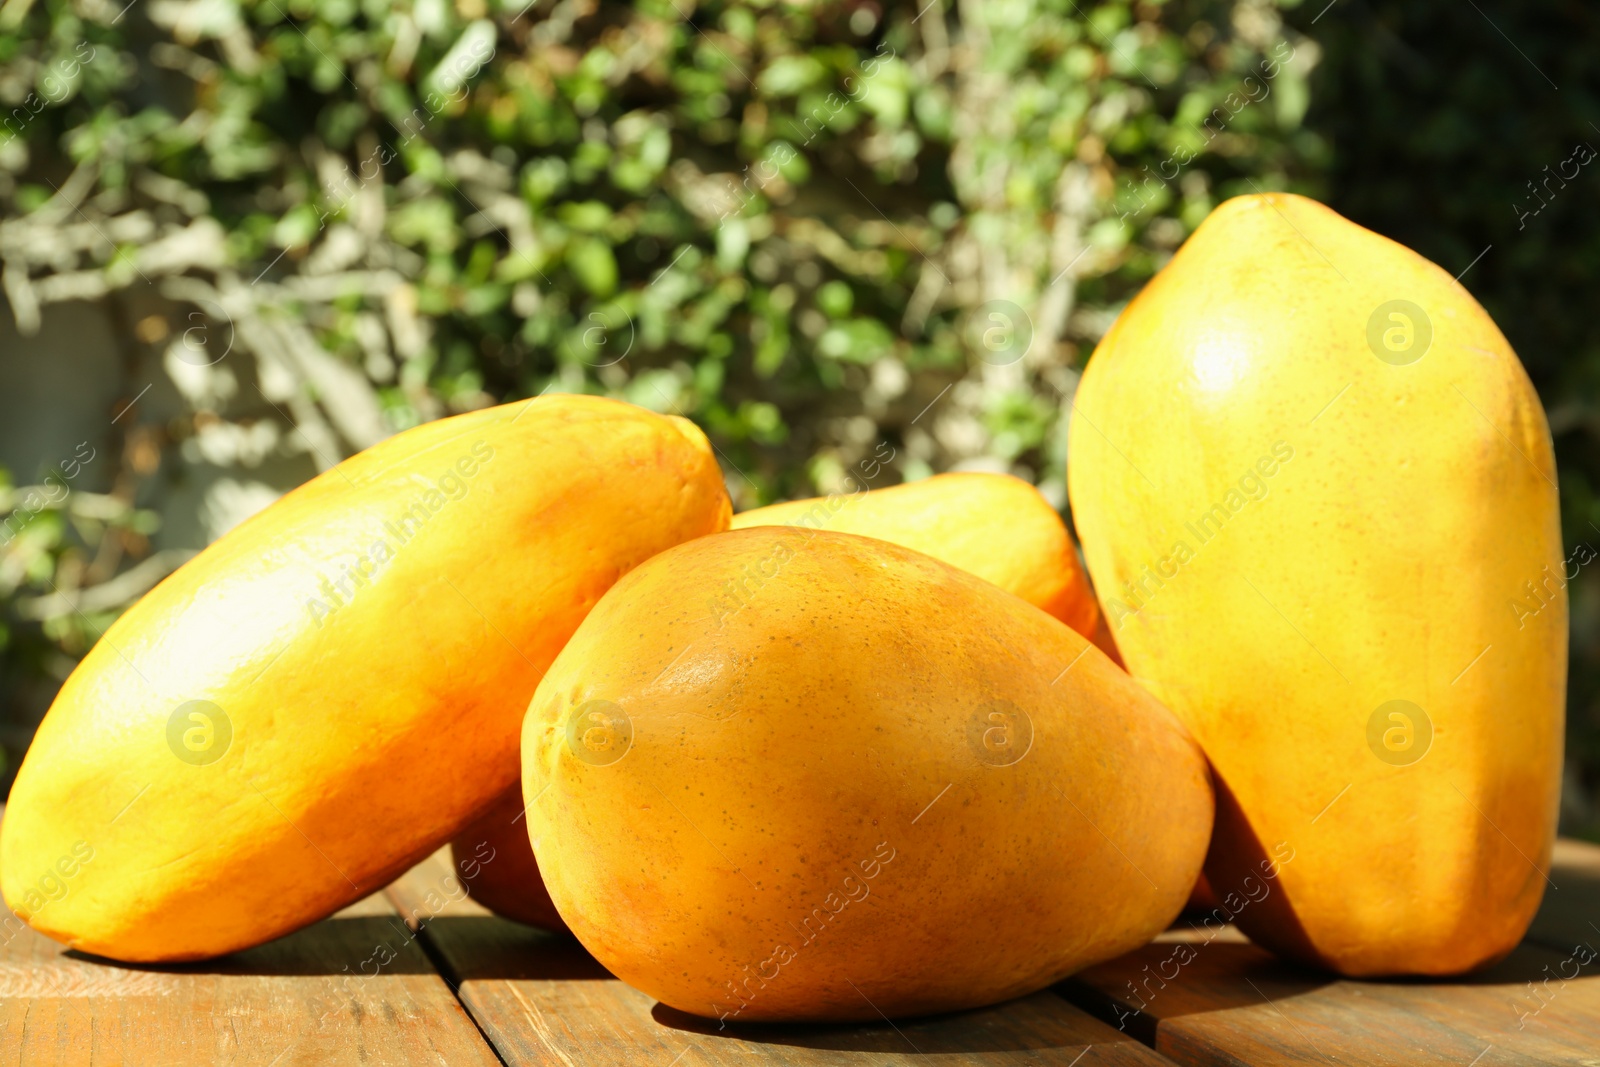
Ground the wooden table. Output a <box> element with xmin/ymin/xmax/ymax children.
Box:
<box><xmin>3</xmin><ymin>804</ymin><xmax>1598</xmax><ymax>1065</ymax></box>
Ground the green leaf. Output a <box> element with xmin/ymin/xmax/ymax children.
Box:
<box><xmin>566</xmin><ymin>237</ymin><xmax>618</xmax><ymax>297</ymax></box>
<box><xmin>759</xmin><ymin>54</ymin><xmax>827</xmax><ymax>97</ymax></box>
<box><xmin>817</xmin><ymin>318</ymin><xmax>893</xmax><ymax>364</ymax></box>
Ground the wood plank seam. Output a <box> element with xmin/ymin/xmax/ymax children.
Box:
<box><xmin>385</xmin><ymin>847</ymin><xmax>1186</xmax><ymax>1065</ymax></box>
<box><xmin>0</xmin><ymin>800</ymin><xmax>506</xmax><ymax>1067</ymax></box>
<box><xmin>381</xmin><ymin>877</ymin><xmax>513</xmax><ymax>1067</ymax></box>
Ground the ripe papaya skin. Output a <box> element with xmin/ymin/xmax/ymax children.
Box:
<box><xmin>522</xmin><ymin>528</ymin><xmax>1212</xmax><ymax>1022</ymax></box>
<box><xmin>1068</xmin><ymin>193</ymin><xmax>1564</xmax><ymax>976</ymax></box>
<box><xmin>731</xmin><ymin>472</ymin><xmax>1100</xmax><ymax>637</ymax></box>
<box><xmin>455</xmin><ymin>469</ymin><xmax>1107</xmax><ymax>930</ymax></box>
<box><xmin>450</xmin><ymin>788</ymin><xmax>569</xmax><ymax>932</ymax></box>
<box><xmin>0</xmin><ymin>395</ymin><xmax>729</xmax><ymax>962</ymax></box>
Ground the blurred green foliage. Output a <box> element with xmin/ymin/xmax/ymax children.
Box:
<box><xmin>9</xmin><ymin>0</ymin><xmax>1599</xmax><ymax>832</ymax></box>
<box><xmin>0</xmin><ymin>0</ymin><xmax>1320</xmax><ymax>492</ymax></box>
<box><xmin>0</xmin><ymin>0</ymin><xmax>1323</xmax><ymax>788</ymax></box>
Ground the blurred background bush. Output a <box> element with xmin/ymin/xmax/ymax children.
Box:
<box><xmin>1</xmin><ymin>0</ymin><xmax>1597</xmax><ymax>835</ymax></box>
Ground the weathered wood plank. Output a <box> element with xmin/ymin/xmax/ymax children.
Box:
<box><xmin>9</xmin><ymin>783</ymin><xmax>1597</xmax><ymax>1067</ymax></box>
<box><xmin>1058</xmin><ymin>932</ymin><xmax>1600</xmax><ymax>1066</ymax></box>
<box><xmin>389</xmin><ymin>847</ymin><xmax>1179</xmax><ymax>1065</ymax></box>
<box><xmin>0</xmin><ymin>805</ymin><xmax>502</xmax><ymax>1067</ymax></box>
<box><xmin>1053</xmin><ymin>840</ymin><xmax>1600</xmax><ymax>1064</ymax></box>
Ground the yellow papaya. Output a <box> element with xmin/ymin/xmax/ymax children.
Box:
<box><xmin>522</xmin><ymin>528</ymin><xmax>1212</xmax><ymax>1021</ymax></box>
<box><xmin>731</xmin><ymin>472</ymin><xmax>1100</xmax><ymax>636</ymax></box>
<box><xmin>451</xmin><ymin>788</ymin><xmax>568</xmax><ymax>932</ymax></box>
<box><xmin>0</xmin><ymin>396</ymin><xmax>729</xmax><ymax>961</ymax></box>
<box><xmin>1068</xmin><ymin>193</ymin><xmax>1563</xmax><ymax>975</ymax></box>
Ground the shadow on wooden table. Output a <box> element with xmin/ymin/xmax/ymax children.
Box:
<box><xmin>1060</xmin><ymin>940</ymin><xmax>1334</xmax><ymax>1044</ymax></box>
<box><xmin>426</xmin><ymin>911</ymin><xmax>1125</xmax><ymax>1057</ymax></box>
<box><xmin>57</xmin><ymin>913</ymin><xmax>441</xmax><ymax>977</ymax></box>
<box><xmin>1060</xmin><ymin>827</ymin><xmax>1600</xmax><ymax>1054</ymax></box>
<box><xmin>388</xmin><ymin>852</ymin><xmax>1172</xmax><ymax>1064</ymax></box>
<box><xmin>413</xmin><ymin>914</ymin><xmax>611</xmax><ymax>980</ymax></box>
<box><xmin>1061</xmin><ymin>925</ymin><xmax>1600</xmax><ymax>1064</ymax></box>
<box><xmin>647</xmin><ymin>991</ymin><xmax>1139</xmax><ymax>1056</ymax></box>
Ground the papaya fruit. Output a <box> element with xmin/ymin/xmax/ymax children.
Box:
<box><xmin>451</xmin><ymin>788</ymin><xmax>568</xmax><ymax>932</ymax></box>
<box><xmin>455</xmin><ymin>468</ymin><xmax>1107</xmax><ymax>930</ymax></box>
<box><xmin>731</xmin><ymin>472</ymin><xmax>1099</xmax><ymax>636</ymax></box>
<box><xmin>0</xmin><ymin>396</ymin><xmax>729</xmax><ymax>961</ymax></box>
<box><xmin>1067</xmin><ymin>193</ymin><xmax>1563</xmax><ymax>976</ymax></box>
<box><xmin>448</xmin><ymin>790</ymin><xmax>572</xmax><ymax>927</ymax></box>
<box><xmin>522</xmin><ymin>528</ymin><xmax>1212</xmax><ymax>1022</ymax></box>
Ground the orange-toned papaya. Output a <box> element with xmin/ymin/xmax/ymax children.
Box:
<box><xmin>731</xmin><ymin>472</ymin><xmax>1099</xmax><ymax>636</ymax></box>
<box><xmin>456</xmin><ymin>469</ymin><xmax>1107</xmax><ymax>930</ymax></box>
<box><xmin>523</xmin><ymin>528</ymin><xmax>1212</xmax><ymax>1022</ymax></box>
<box><xmin>450</xmin><ymin>788</ymin><xmax>568</xmax><ymax>932</ymax></box>
<box><xmin>0</xmin><ymin>396</ymin><xmax>728</xmax><ymax>961</ymax></box>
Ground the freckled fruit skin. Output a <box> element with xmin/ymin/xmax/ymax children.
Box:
<box><xmin>451</xmin><ymin>788</ymin><xmax>569</xmax><ymax>932</ymax></box>
<box><xmin>523</xmin><ymin>528</ymin><xmax>1212</xmax><ymax>1022</ymax></box>
<box><xmin>464</xmin><ymin>470</ymin><xmax>1108</xmax><ymax>929</ymax></box>
<box><xmin>731</xmin><ymin>472</ymin><xmax>1100</xmax><ymax>638</ymax></box>
<box><xmin>0</xmin><ymin>396</ymin><xmax>729</xmax><ymax>962</ymax></box>
<box><xmin>1068</xmin><ymin>193</ymin><xmax>1564</xmax><ymax>976</ymax></box>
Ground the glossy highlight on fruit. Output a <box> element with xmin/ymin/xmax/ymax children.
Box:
<box><xmin>523</xmin><ymin>528</ymin><xmax>1212</xmax><ymax>1022</ymax></box>
<box><xmin>1068</xmin><ymin>193</ymin><xmax>1563</xmax><ymax>976</ymax></box>
<box><xmin>0</xmin><ymin>396</ymin><xmax>730</xmax><ymax>961</ymax></box>
<box><xmin>731</xmin><ymin>472</ymin><xmax>1099</xmax><ymax>636</ymax></box>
